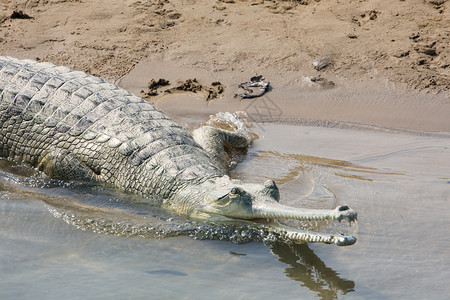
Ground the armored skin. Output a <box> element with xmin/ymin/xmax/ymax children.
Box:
<box><xmin>0</xmin><ymin>56</ymin><xmax>357</xmax><ymax>245</ymax></box>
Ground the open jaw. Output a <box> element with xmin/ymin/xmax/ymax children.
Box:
<box><xmin>264</xmin><ymin>220</ymin><xmax>357</xmax><ymax>246</ymax></box>
<box><xmin>215</xmin><ymin>203</ymin><xmax>358</xmax><ymax>246</ymax></box>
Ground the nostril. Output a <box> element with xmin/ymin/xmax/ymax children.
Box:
<box><xmin>338</xmin><ymin>205</ymin><xmax>350</xmax><ymax>211</ymax></box>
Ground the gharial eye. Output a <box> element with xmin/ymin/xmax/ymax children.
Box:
<box><xmin>230</xmin><ymin>187</ymin><xmax>241</xmax><ymax>195</ymax></box>
<box><xmin>264</xmin><ymin>180</ymin><xmax>277</xmax><ymax>189</ymax></box>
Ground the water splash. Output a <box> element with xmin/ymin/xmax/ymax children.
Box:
<box><xmin>203</xmin><ymin>111</ymin><xmax>258</xmax><ymax>170</ymax></box>
<box><xmin>203</xmin><ymin>111</ymin><xmax>256</xmax><ymax>143</ymax></box>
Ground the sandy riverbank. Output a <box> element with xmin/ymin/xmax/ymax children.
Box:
<box><xmin>1</xmin><ymin>0</ymin><xmax>449</xmax><ymax>131</ymax></box>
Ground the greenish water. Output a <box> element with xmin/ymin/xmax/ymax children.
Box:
<box><xmin>1</xmin><ymin>124</ymin><xmax>449</xmax><ymax>299</ymax></box>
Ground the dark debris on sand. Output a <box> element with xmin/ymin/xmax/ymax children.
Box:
<box><xmin>10</xmin><ymin>11</ymin><xmax>33</xmax><ymax>19</ymax></box>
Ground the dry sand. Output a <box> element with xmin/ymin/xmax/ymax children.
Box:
<box><xmin>1</xmin><ymin>0</ymin><xmax>449</xmax><ymax>131</ymax></box>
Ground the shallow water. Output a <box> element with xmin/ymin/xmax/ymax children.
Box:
<box><xmin>1</xmin><ymin>123</ymin><xmax>449</xmax><ymax>299</ymax></box>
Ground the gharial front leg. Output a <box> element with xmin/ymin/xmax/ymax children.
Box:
<box><xmin>192</xmin><ymin>126</ymin><xmax>250</xmax><ymax>171</ymax></box>
<box><xmin>37</xmin><ymin>148</ymin><xmax>101</xmax><ymax>182</ymax></box>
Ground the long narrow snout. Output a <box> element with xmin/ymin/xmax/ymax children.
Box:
<box><xmin>247</xmin><ymin>202</ymin><xmax>357</xmax><ymax>223</ymax></box>
<box><xmin>230</xmin><ymin>201</ymin><xmax>358</xmax><ymax>246</ymax></box>
<box><xmin>252</xmin><ymin>202</ymin><xmax>357</xmax><ymax>246</ymax></box>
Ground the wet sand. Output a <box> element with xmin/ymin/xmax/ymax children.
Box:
<box><xmin>1</xmin><ymin>0</ymin><xmax>449</xmax><ymax>133</ymax></box>
<box><xmin>119</xmin><ymin>59</ymin><xmax>450</xmax><ymax>132</ymax></box>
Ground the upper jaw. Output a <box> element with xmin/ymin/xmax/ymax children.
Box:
<box><xmin>234</xmin><ymin>202</ymin><xmax>357</xmax><ymax>223</ymax></box>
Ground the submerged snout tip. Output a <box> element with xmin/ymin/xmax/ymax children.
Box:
<box><xmin>334</xmin><ymin>234</ymin><xmax>357</xmax><ymax>246</ymax></box>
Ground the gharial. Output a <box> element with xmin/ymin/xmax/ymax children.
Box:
<box><xmin>0</xmin><ymin>56</ymin><xmax>357</xmax><ymax>246</ymax></box>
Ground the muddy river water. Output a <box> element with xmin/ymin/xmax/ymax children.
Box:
<box><xmin>1</xmin><ymin>115</ymin><xmax>449</xmax><ymax>299</ymax></box>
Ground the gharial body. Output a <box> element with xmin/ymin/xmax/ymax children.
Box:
<box><xmin>0</xmin><ymin>56</ymin><xmax>357</xmax><ymax>246</ymax></box>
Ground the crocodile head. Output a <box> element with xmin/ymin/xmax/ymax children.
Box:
<box><xmin>169</xmin><ymin>177</ymin><xmax>357</xmax><ymax>246</ymax></box>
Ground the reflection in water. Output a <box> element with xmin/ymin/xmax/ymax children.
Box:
<box><xmin>271</xmin><ymin>242</ymin><xmax>355</xmax><ymax>299</ymax></box>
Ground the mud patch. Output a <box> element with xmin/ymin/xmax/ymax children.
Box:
<box><xmin>310</xmin><ymin>76</ymin><xmax>335</xmax><ymax>89</ymax></box>
<box><xmin>265</xmin><ymin>0</ymin><xmax>310</xmax><ymax>14</ymax></box>
<box><xmin>426</xmin><ymin>0</ymin><xmax>447</xmax><ymax>12</ymax></box>
<box><xmin>141</xmin><ymin>78</ymin><xmax>225</xmax><ymax>101</ymax></box>
<box><xmin>141</xmin><ymin>78</ymin><xmax>170</xmax><ymax>96</ymax></box>
<box><xmin>10</xmin><ymin>11</ymin><xmax>33</xmax><ymax>19</ymax></box>
<box><xmin>166</xmin><ymin>79</ymin><xmax>224</xmax><ymax>101</ymax></box>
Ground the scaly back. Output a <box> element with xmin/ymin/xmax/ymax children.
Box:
<box><xmin>0</xmin><ymin>57</ymin><xmax>223</xmax><ymax>197</ymax></box>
